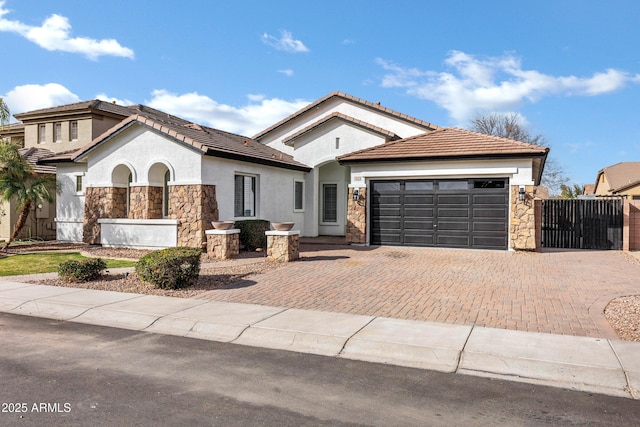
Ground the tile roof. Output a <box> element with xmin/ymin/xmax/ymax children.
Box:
<box><xmin>253</xmin><ymin>91</ymin><xmax>439</xmax><ymax>140</ymax></box>
<box><xmin>18</xmin><ymin>147</ymin><xmax>57</xmax><ymax>174</ymax></box>
<box><xmin>282</xmin><ymin>112</ymin><xmax>400</xmax><ymax>145</ymax></box>
<box><xmin>72</xmin><ymin>108</ymin><xmax>311</xmax><ymax>172</ymax></box>
<box><xmin>598</xmin><ymin>162</ymin><xmax>640</xmax><ymax>192</ymax></box>
<box><xmin>14</xmin><ymin>99</ymin><xmax>136</xmax><ymax>120</ymax></box>
<box><xmin>337</xmin><ymin>127</ymin><xmax>549</xmax><ymax>162</ymax></box>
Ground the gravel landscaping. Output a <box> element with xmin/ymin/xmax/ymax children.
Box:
<box><xmin>3</xmin><ymin>241</ymin><xmax>639</xmax><ymax>341</ymax></box>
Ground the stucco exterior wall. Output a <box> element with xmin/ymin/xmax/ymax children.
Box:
<box><xmin>23</xmin><ymin>116</ymin><xmax>120</xmax><ymax>153</ymax></box>
<box><xmin>201</xmin><ymin>156</ymin><xmax>307</xmax><ymax>228</ymax></box>
<box><xmin>55</xmin><ymin>163</ymin><xmax>87</xmax><ymax>242</ymax></box>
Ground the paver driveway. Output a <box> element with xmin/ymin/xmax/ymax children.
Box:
<box><xmin>198</xmin><ymin>245</ymin><xmax>640</xmax><ymax>338</ymax></box>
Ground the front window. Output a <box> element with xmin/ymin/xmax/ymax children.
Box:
<box><xmin>54</xmin><ymin>122</ymin><xmax>62</xmax><ymax>143</ymax></box>
<box><xmin>38</xmin><ymin>124</ymin><xmax>46</xmax><ymax>144</ymax></box>
<box><xmin>75</xmin><ymin>175</ymin><xmax>83</xmax><ymax>193</ymax></box>
<box><xmin>70</xmin><ymin>121</ymin><xmax>78</xmax><ymax>141</ymax></box>
<box><xmin>294</xmin><ymin>180</ymin><xmax>304</xmax><ymax>211</ymax></box>
<box><xmin>163</xmin><ymin>169</ymin><xmax>170</xmax><ymax>217</ymax></box>
<box><xmin>322</xmin><ymin>183</ymin><xmax>337</xmax><ymax>223</ymax></box>
<box><xmin>235</xmin><ymin>174</ymin><xmax>256</xmax><ymax>217</ymax></box>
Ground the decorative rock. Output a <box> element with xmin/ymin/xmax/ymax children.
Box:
<box><xmin>206</xmin><ymin>230</ymin><xmax>240</xmax><ymax>260</ymax></box>
<box><xmin>346</xmin><ymin>187</ymin><xmax>366</xmax><ymax>244</ymax></box>
<box><xmin>266</xmin><ymin>231</ymin><xmax>299</xmax><ymax>262</ymax></box>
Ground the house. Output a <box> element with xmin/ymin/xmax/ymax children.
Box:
<box><xmin>43</xmin><ymin>106</ymin><xmax>310</xmax><ymax>249</ymax></box>
<box><xmin>593</xmin><ymin>162</ymin><xmax>640</xmax><ymax>199</ymax></box>
<box><xmin>0</xmin><ymin>100</ymin><xmax>136</xmax><ymax>242</ymax></box>
<box><xmin>37</xmin><ymin>91</ymin><xmax>547</xmax><ymax>251</ymax></box>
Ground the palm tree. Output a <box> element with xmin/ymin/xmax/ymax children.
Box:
<box><xmin>0</xmin><ymin>141</ymin><xmax>57</xmax><ymax>251</ymax></box>
<box><xmin>0</xmin><ymin>97</ymin><xmax>10</xmax><ymax>129</ymax></box>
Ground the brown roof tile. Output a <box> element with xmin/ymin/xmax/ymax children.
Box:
<box><xmin>72</xmin><ymin>110</ymin><xmax>311</xmax><ymax>172</ymax></box>
<box><xmin>18</xmin><ymin>147</ymin><xmax>57</xmax><ymax>174</ymax></box>
<box><xmin>253</xmin><ymin>91</ymin><xmax>439</xmax><ymax>140</ymax></box>
<box><xmin>337</xmin><ymin>127</ymin><xmax>549</xmax><ymax>162</ymax></box>
<box><xmin>282</xmin><ymin>112</ymin><xmax>399</xmax><ymax>145</ymax></box>
<box><xmin>14</xmin><ymin>99</ymin><xmax>136</xmax><ymax>120</ymax></box>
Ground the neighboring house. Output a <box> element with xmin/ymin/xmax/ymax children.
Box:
<box><xmin>593</xmin><ymin>162</ymin><xmax>640</xmax><ymax>199</ymax></box>
<box><xmin>0</xmin><ymin>100</ymin><xmax>136</xmax><ymax>242</ymax></box>
<box><xmin>38</xmin><ymin>91</ymin><xmax>548</xmax><ymax>251</ymax></box>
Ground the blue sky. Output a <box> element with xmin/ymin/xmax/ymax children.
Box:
<box><xmin>2</xmin><ymin>0</ymin><xmax>640</xmax><ymax>187</ymax></box>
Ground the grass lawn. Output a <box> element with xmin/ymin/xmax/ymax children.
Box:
<box><xmin>0</xmin><ymin>252</ymin><xmax>137</xmax><ymax>276</ymax></box>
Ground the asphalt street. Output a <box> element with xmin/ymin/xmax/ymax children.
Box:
<box><xmin>1</xmin><ymin>313</ymin><xmax>638</xmax><ymax>426</ymax></box>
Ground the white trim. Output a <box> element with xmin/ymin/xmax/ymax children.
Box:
<box><xmin>320</xmin><ymin>181</ymin><xmax>339</xmax><ymax>225</ymax></box>
<box><xmin>265</xmin><ymin>230</ymin><xmax>300</xmax><ymax>236</ymax></box>
<box><xmin>98</xmin><ymin>218</ymin><xmax>180</xmax><ymax>225</ymax></box>
<box><xmin>205</xmin><ymin>229</ymin><xmax>240</xmax><ymax>235</ymax></box>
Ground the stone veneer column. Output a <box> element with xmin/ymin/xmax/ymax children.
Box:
<box><xmin>168</xmin><ymin>184</ymin><xmax>218</xmax><ymax>249</ymax></box>
<box><xmin>129</xmin><ymin>186</ymin><xmax>163</xmax><ymax>219</ymax></box>
<box><xmin>83</xmin><ymin>186</ymin><xmax>127</xmax><ymax>244</ymax></box>
<box><xmin>509</xmin><ymin>185</ymin><xmax>538</xmax><ymax>251</ymax></box>
<box><xmin>346</xmin><ymin>187</ymin><xmax>367</xmax><ymax>244</ymax></box>
<box><xmin>206</xmin><ymin>229</ymin><xmax>240</xmax><ymax>260</ymax></box>
<box><xmin>266</xmin><ymin>231</ymin><xmax>299</xmax><ymax>262</ymax></box>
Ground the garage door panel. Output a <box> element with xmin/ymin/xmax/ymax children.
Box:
<box><xmin>370</xmin><ymin>179</ymin><xmax>508</xmax><ymax>249</ymax></box>
<box><xmin>404</xmin><ymin>233</ymin><xmax>435</xmax><ymax>245</ymax></box>
<box><xmin>374</xmin><ymin>207</ymin><xmax>402</xmax><ymax>216</ymax></box>
<box><xmin>473</xmin><ymin>207</ymin><xmax>507</xmax><ymax>218</ymax></box>
<box><xmin>472</xmin><ymin>194</ymin><xmax>507</xmax><ymax>205</ymax></box>
<box><xmin>438</xmin><ymin>208</ymin><xmax>469</xmax><ymax>218</ymax></box>
<box><xmin>404</xmin><ymin>195</ymin><xmax>434</xmax><ymax>204</ymax></box>
<box><xmin>437</xmin><ymin>221</ymin><xmax>470</xmax><ymax>231</ymax></box>
<box><xmin>404</xmin><ymin>208</ymin><xmax>434</xmax><ymax>218</ymax></box>
<box><xmin>404</xmin><ymin>219</ymin><xmax>434</xmax><ymax>230</ymax></box>
<box><xmin>473</xmin><ymin>221</ymin><xmax>507</xmax><ymax>232</ymax></box>
<box><xmin>437</xmin><ymin>234</ymin><xmax>470</xmax><ymax>246</ymax></box>
<box><xmin>437</xmin><ymin>194</ymin><xmax>469</xmax><ymax>205</ymax></box>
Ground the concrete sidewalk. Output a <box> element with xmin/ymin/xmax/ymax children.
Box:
<box><xmin>1</xmin><ymin>280</ymin><xmax>638</xmax><ymax>400</ymax></box>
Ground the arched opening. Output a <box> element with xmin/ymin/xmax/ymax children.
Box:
<box><xmin>148</xmin><ymin>162</ymin><xmax>172</xmax><ymax>218</ymax></box>
<box><xmin>111</xmin><ymin>164</ymin><xmax>135</xmax><ymax>218</ymax></box>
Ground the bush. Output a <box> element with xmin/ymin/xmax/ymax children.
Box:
<box><xmin>135</xmin><ymin>247</ymin><xmax>202</xmax><ymax>289</ymax></box>
<box><xmin>235</xmin><ymin>220</ymin><xmax>270</xmax><ymax>251</ymax></box>
<box><xmin>58</xmin><ymin>258</ymin><xmax>107</xmax><ymax>282</ymax></box>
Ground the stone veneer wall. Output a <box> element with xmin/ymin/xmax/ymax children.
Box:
<box><xmin>509</xmin><ymin>185</ymin><xmax>538</xmax><ymax>251</ymax></box>
<box><xmin>266</xmin><ymin>234</ymin><xmax>299</xmax><ymax>262</ymax></box>
<box><xmin>168</xmin><ymin>184</ymin><xmax>218</xmax><ymax>248</ymax></box>
<box><xmin>128</xmin><ymin>186</ymin><xmax>163</xmax><ymax>219</ymax></box>
<box><xmin>206</xmin><ymin>232</ymin><xmax>239</xmax><ymax>260</ymax></box>
<box><xmin>346</xmin><ymin>187</ymin><xmax>367</xmax><ymax>244</ymax></box>
<box><xmin>83</xmin><ymin>186</ymin><xmax>127</xmax><ymax>244</ymax></box>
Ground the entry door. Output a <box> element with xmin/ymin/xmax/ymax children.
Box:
<box><xmin>370</xmin><ymin>179</ymin><xmax>508</xmax><ymax>250</ymax></box>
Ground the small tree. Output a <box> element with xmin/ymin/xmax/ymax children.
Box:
<box><xmin>470</xmin><ymin>113</ymin><xmax>568</xmax><ymax>195</ymax></box>
<box><xmin>0</xmin><ymin>141</ymin><xmax>57</xmax><ymax>250</ymax></box>
<box><xmin>0</xmin><ymin>97</ymin><xmax>10</xmax><ymax>130</ymax></box>
<box><xmin>559</xmin><ymin>183</ymin><xmax>583</xmax><ymax>199</ymax></box>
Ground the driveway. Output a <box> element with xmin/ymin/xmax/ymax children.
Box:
<box><xmin>198</xmin><ymin>245</ymin><xmax>640</xmax><ymax>339</ymax></box>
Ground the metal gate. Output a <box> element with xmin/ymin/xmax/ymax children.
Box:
<box><xmin>542</xmin><ymin>198</ymin><xmax>623</xmax><ymax>249</ymax></box>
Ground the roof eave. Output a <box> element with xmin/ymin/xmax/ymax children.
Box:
<box><xmin>338</xmin><ymin>152</ymin><xmax>549</xmax><ymax>165</ymax></box>
<box><xmin>204</xmin><ymin>149</ymin><xmax>311</xmax><ymax>172</ymax></box>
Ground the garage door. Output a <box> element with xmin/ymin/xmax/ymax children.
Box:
<box><xmin>371</xmin><ymin>179</ymin><xmax>508</xmax><ymax>250</ymax></box>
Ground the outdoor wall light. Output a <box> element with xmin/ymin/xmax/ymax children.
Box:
<box><xmin>518</xmin><ymin>186</ymin><xmax>526</xmax><ymax>201</ymax></box>
<box><xmin>352</xmin><ymin>188</ymin><xmax>360</xmax><ymax>201</ymax></box>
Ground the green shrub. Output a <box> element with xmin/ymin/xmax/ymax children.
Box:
<box><xmin>135</xmin><ymin>247</ymin><xmax>202</xmax><ymax>289</ymax></box>
<box><xmin>58</xmin><ymin>258</ymin><xmax>107</xmax><ymax>282</ymax></box>
<box><xmin>235</xmin><ymin>220</ymin><xmax>270</xmax><ymax>251</ymax></box>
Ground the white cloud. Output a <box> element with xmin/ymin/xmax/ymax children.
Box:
<box><xmin>146</xmin><ymin>90</ymin><xmax>310</xmax><ymax>135</ymax></box>
<box><xmin>3</xmin><ymin>83</ymin><xmax>80</xmax><ymax>115</ymax></box>
<box><xmin>95</xmin><ymin>93</ymin><xmax>135</xmax><ymax>106</ymax></box>
<box><xmin>0</xmin><ymin>1</ymin><xmax>134</xmax><ymax>60</ymax></box>
<box><xmin>261</xmin><ymin>30</ymin><xmax>309</xmax><ymax>53</ymax></box>
<box><xmin>377</xmin><ymin>51</ymin><xmax>640</xmax><ymax>123</ymax></box>
<box><xmin>278</xmin><ymin>69</ymin><xmax>294</xmax><ymax>77</ymax></box>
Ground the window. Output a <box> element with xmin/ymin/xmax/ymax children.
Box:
<box><xmin>70</xmin><ymin>121</ymin><xmax>78</xmax><ymax>141</ymax></box>
<box><xmin>439</xmin><ymin>180</ymin><xmax>468</xmax><ymax>190</ymax></box>
<box><xmin>633</xmin><ymin>195</ymin><xmax>640</xmax><ymax>200</ymax></box>
<box><xmin>235</xmin><ymin>174</ymin><xmax>256</xmax><ymax>217</ymax></box>
<box><xmin>54</xmin><ymin>123</ymin><xmax>62</xmax><ymax>143</ymax></box>
<box><xmin>38</xmin><ymin>124</ymin><xmax>46</xmax><ymax>144</ymax></box>
<box><xmin>322</xmin><ymin>184</ymin><xmax>337</xmax><ymax>223</ymax></box>
<box><xmin>75</xmin><ymin>175</ymin><xmax>83</xmax><ymax>193</ymax></box>
<box><xmin>163</xmin><ymin>170</ymin><xmax>170</xmax><ymax>217</ymax></box>
<box><xmin>294</xmin><ymin>180</ymin><xmax>304</xmax><ymax>211</ymax></box>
